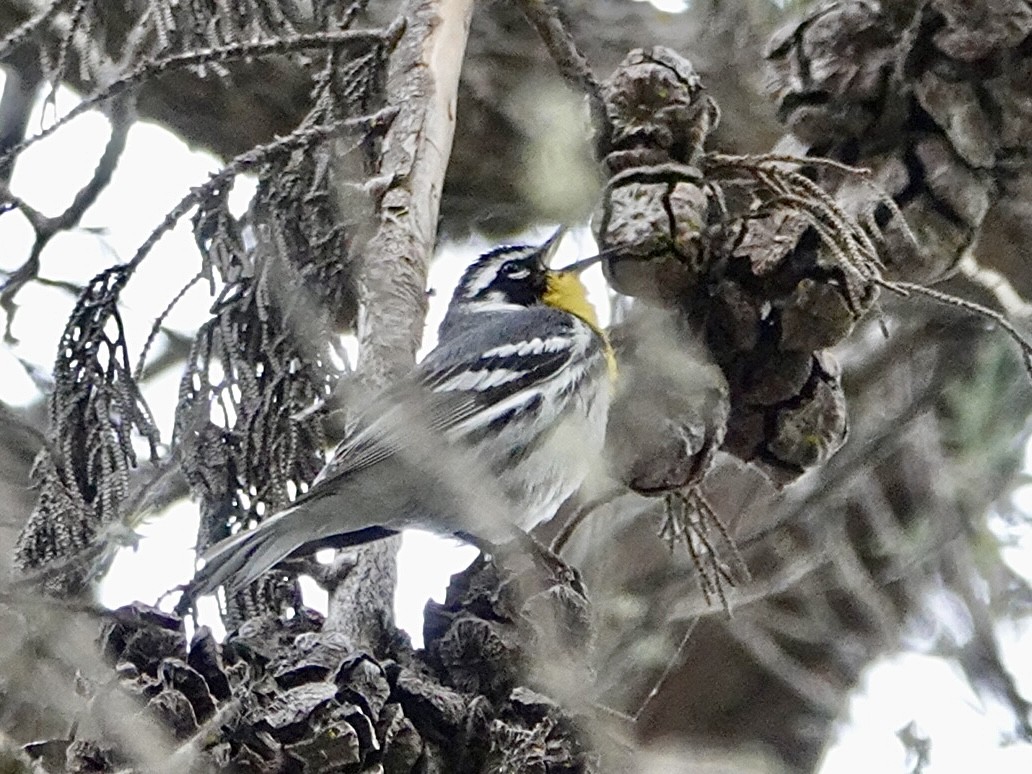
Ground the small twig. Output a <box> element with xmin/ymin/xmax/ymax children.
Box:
<box><xmin>516</xmin><ymin>0</ymin><xmax>612</xmax><ymax>153</ymax></box>
<box><xmin>0</xmin><ymin>182</ymin><xmax>48</xmax><ymax>230</ymax></box>
<box><xmin>590</xmin><ymin>701</ymin><xmax>634</xmax><ymax>724</ymax></box>
<box><xmin>0</xmin><ymin>96</ymin><xmax>132</xmax><ymax>333</ymax></box>
<box><xmin>0</xmin><ymin>28</ymin><xmax>393</xmax><ymax>171</ymax></box>
<box><xmin>47</xmin><ymin>0</ymin><xmax>91</xmax><ymax>106</ymax></box>
<box><xmin>550</xmin><ymin>485</ymin><xmax>626</xmax><ymax>554</ymax></box>
<box><xmin>881</xmin><ymin>278</ymin><xmax>1032</xmax><ymax>379</ymax></box>
<box><xmin>957</xmin><ymin>252</ymin><xmax>1032</xmax><ymax>319</ymax></box>
<box><xmin>0</xmin><ymin>588</ymin><xmax>116</xmax><ymax>619</ymax></box>
<box><xmin>123</xmin><ymin>457</ymin><xmax>188</xmax><ymax>525</ymax></box>
<box><xmin>122</xmin><ymin>106</ymin><xmax>397</xmax><ymax>284</ymax></box>
<box><xmin>0</xmin><ymin>55</ymin><xmax>44</xmax><ymax>183</ymax></box>
<box><xmin>0</xmin><ymin>0</ymin><xmax>67</xmax><ymax>63</ymax></box>
<box><xmin>134</xmin><ymin>270</ymin><xmax>204</xmax><ymax>380</ymax></box>
<box><xmin>52</xmin><ymin>95</ymin><xmax>133</xmax><ymax>232</ymax></box>
<box><xmin>0</xmin><ymin>238</ymin><xmax>43</xmax><ymax>342</ymax></box>
<box><xmin>33</xmin><ymin>275</ymin><xmax>86</xmax><ymax>295</ymax></box>
<box><xmin>632</xmin><ymin>617</ymin><xmax>698</xmax><ymax>723</ymax></box>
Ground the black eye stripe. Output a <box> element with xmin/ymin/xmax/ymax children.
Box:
<box><xmin>454</xmin><ymin>246</ymin><xmax>544</xmax><ymax>305</ymax></box>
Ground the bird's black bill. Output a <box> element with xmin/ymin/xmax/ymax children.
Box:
<box><xmin>557</xmin><ymin>247</ymin><xmax>619</xmax><ymax>275</ymax></box>
<box><xmin>538</xmin><ymin>226</ymin><xmax>568</xmax><ymax>268</ymax></box>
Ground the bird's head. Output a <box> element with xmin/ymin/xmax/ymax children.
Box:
<box><xmin>452</xmin><ymin>229</ymin><xmax>562</xmax><ymax>308</ymax></box>
<box><xmin>450</xmin><ymin>228</ymin><xmax>603</xmax><ymax>330</ymax></box>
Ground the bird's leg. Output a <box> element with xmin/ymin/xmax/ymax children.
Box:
<box><xmin>501</xmin><ymin>528</ymin><xmax>586</xmax><ymax>598</ymax></box>
<box><xmin>277</xmin><ymin>552</ymin><xmax>358</xmax><ymax>591</ymax></box>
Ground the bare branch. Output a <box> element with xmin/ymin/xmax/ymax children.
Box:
<box><xmin>0</xmin><ymin>0</ymin><xmax>66</xmax><ymax>63</ymax></box>
<box><xmin>0</xmin><ymin>49</ymin><xmax>43</xmax><ymax>182</ymax></box>
<box><xmin>550</xmin><ymin>486</ymin><xmax>626</xmax><ymax>555</ymax></box>
<box><xmin>77</xmin><ymin>106</ymin><xmax>395</xmax><ymax>290</ymax></box>
<box><xmin>957</xmin><ymin>252</ymin><xmax>1032</xmax><ymax>319</ymax></box>
<box><xmin>134</xmin><ymin>270</ymin><xmax>203</xmax><ymax>380</ymax></box>
<box><xmin>0</xmin><ymin>27</ymin><xmax>396</xmax><ymax>172</ymax></box>
<box><xmin>47</xmin><ymin>0</ymin><xmax>91</xmax><ymax>103</ymax></box>
<box><xmin>325</xmin><ymin>0</ymin><xmax>475</xmax><ymax>645</ymax></box>
<box><xmin>0</xmin><ymin>95</ymin><xmax>132</xmax><ymax>337</ymax></box>
<box><xmin>632</xmin><ymin>618</ymin><xmax>698</xmax><ymax>724</ymax></box>
<box><xmin>516</xmin><ymin>0</ymin><xmax>611</xmax><ymax>152</ymax></box>
<box><xmin>881</xmin><ymin>278</ymin><xmax>1032</xmax><ymax>379</ymax></box>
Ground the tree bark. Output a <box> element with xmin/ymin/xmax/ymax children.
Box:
<box><xmin>325</xmin><ymin>0</ymin><xmax>475</xmax><ymax>649</ymax></box>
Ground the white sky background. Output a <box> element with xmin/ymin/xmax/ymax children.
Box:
<box><xmin>1</xmin><ymin>71</ymin><xmax>1032</xmax><ymax>773</ymax></box>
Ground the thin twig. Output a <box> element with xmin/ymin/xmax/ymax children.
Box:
<box><xmin>134</xmin><ymin>270</ymin><xmax>204</xmax><ymax>380</ymax></box>
<box><xmin>52</xmin><ymin>95</ymin><xmax>133</xmax><ymax>231</ymax></box>
<box><xmin>632</xmin><ymin>617</ymin><xmax>698</xmax><ymax>723</ymax></box>
<box><xmin>123</xmin><ymin>106</ymin><xmax>397</xmax><ymax>281</ymax></box>
<box><xmin>881</xmin><ymin>278</ymin><xmax>1032</xmax><ymax>379</ymax></box>
<box><xmin>48</xmin><ymin>0</ymin><xmax>91</xmax><ymax>106</ymax></box>
<box><xmin>0</xmin><ymin>96</ymin><xmax>133</xmax><ymax>328</ymax></box>
<box><xmin>0</xmin><ymin>0</ymin><xmax>67</xmax><ymax>62</ymax></box>
<box><xmin>516</xmin><ymin>0</ymin><xmax>612</xmax><ymax>153</ymax></box>
<box><xmin>0</xmin><ymin>588</ymin><xmax>116</xmax><ymax>619</ymax></box>
<box><xmin>0</xmin><ymin>28</ymin><xmax>393</xmax><ymax>171</ymax></box>
<box><xmin>957</xmin><ymin>252</ymin><xmax>1032</xmax><ymax>319</ymax></box>
<box><xmin>550</xmin><ymin>485</ymin><xmax>626</xmax><ymax>554</ymax></box>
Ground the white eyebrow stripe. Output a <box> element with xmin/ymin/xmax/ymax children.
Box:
<box><xmin>462</xmin><ymin>263</ymin><xmax>501</xmax><ymax>298</ymax></box>
<box><xmin>482</xmin><ymin>336</ymin><xmax>572</xmax><ymax>359</ymax></box>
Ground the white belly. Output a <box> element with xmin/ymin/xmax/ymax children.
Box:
<box><xmin>442</xmin><ymin>318</ymin><xmax>612</xmax><ymax>535</ymax></box>
<box><xmin>512</xmin><ymin>374</ymin><xmax>609</xmax><ymax>530</ymax></box>
<box><xmin>489</xmin><ymin>340</ymin><xmax>610</xmax><ymax>530</ymax></box>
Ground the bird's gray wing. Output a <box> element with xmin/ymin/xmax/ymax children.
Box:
<box><xmin>304</xmin><ymin>309</ymin><xmax>580</xmax><ymax>494</ymax></box>
<box><xmin>180</xmin><ymin>310</ymin><xmax>585</xmax><ymax>602</ymax></box>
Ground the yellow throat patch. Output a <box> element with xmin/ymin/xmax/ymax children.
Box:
<box><xmin>543</xmin><ymin>271</ymin><xmax>618</xmax><ymax>380</ymax></box>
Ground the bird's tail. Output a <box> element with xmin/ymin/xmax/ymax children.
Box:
<box><xmin>178</xmin><ymin>505</ymin><xmax>304</xmax><ymax>608</ymax></box>
<box><xmin>175</xmin><ymin>502</ymin><xmax>397</xmax><ymax>616</ymax></box>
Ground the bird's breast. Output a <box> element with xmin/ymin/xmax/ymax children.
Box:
<box><xmin>490</xmin><ymin>322</ymin><xmax>611</xmax><ymax>531</ymax></box>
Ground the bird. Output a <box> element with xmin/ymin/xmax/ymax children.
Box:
<box><xmin>180</xmin><ymin>229</ymin><xmax>615</xmax><ymax>604</ymax></box>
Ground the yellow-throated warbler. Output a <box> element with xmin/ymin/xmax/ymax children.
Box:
<box><xmin>185</xmin><ymin>230</ymin><xmax>615</xmax><ymax>599</ymax></box>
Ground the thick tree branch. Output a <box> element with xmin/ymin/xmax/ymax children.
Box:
<box><xmin>325</xmin><ymin>0</ymin><xmax>475</xmax><ymax>647</ymax></box>
<box><xmin>0</xmin><ymin>47</ymin><xmax>41</xmax><ymax>182</ymax></box>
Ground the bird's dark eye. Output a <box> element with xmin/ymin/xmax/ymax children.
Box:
<box><xmin>501</xmin><ymin>260</ymin><xmax>530</xmax><ymax>279</ymax></box>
